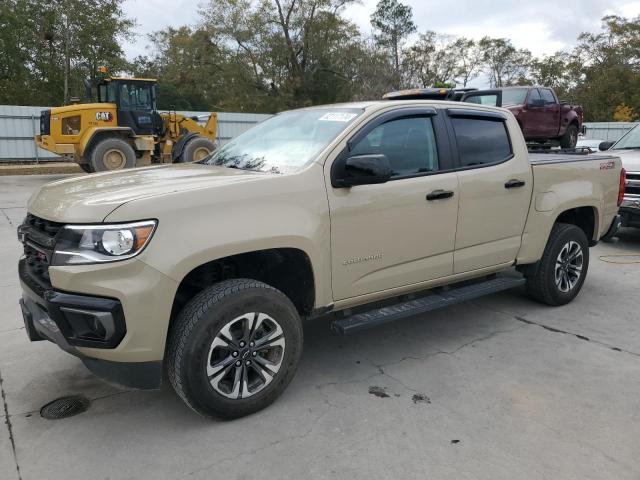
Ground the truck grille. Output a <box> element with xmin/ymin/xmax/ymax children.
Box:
<box><xmin>19</xmin><ymin>214</ymin><xmax>64</xmax><ymax>292</ymax></box>
<box><xmin>626</xmin><ymin>172</ymin><xmax>640</xmax><ymax>198</ymax></box>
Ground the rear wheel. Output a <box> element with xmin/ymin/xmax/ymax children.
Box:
<box><xmin>179</xmin><ymin>136</ymin><xmax>216</xmax><ymax>163</ymax></box>
<box><xmin>525</xmin><ymin>223</ymin><xmax>589</xmax><ymax>306</ymax></box>
<box><xmin>560</xmin><ymin>124</ymin><xmax>579</xmax><ymax>149</ymax></box>
<box><xmin>78</xmin><ymin>163</ymin><xmax>92</xmax><ymax>173</ymax></box>
<box><xmin>89</xmin><ymin>138</ymin><xmax>136</xmax><ymax>172</ymax></box>
<box><xmin>167</xmin><ymin>279</ymin><xmax>303</xmax><ymax>419</ymax></box>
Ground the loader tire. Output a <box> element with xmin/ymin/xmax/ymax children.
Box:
<box><xmin>89</xmin><ymin>138</ymin><xmax>136</xmax><ymax>172</ymax></box>
<box><xmin>179</xmin><ymin>136</ymin><xmax>216</xmax><ymax>163</ymax></box>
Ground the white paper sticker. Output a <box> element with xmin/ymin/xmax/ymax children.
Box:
<box><xmin>319</xmin><ymin>112</ymin><xmax>358</xmax><ymax>122</ymax></box>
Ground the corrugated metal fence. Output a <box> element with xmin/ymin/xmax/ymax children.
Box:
<box><xmin>2</xmin><ymin>104</ymin><xmax>638</xmax><ymax>162</ymax></box>
<box><xmin>583</xmin><ymin>122</ymin><xmax>636</xmax><ymax>141</ymax></box>
<box><xmin>0</xmin><ymin>105</ymin><xmax>271</xmax><ymax>162</ymax></box>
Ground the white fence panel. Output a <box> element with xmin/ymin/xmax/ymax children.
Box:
<box><xmin>0</xmin><ymin>105</ymin><xmax>271</xmax><ymax>162</ymax></box>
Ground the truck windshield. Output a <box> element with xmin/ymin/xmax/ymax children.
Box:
<box><xmin>613</xmin><ymin>125</ymin><xmax>640</xmax><ymax>149</ymax></box>
<box><xmin>502</xmin><ymin>88</ymin><xmax>529</xmax><ymax>106</ymax></box>
<box><xmin>202</xmin><ymin>108</ymin><xmax>363</xmax><ymax>174</ymax></box>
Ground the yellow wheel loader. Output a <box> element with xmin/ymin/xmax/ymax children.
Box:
<box><xmin>35</xmin><ymin>76</ymin><xmax>218</xmax><ymax>173</ymax></box>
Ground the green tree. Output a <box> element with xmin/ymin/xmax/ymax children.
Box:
<box><xmin>403</xmin><ymin>32</ymin><xmax>458</xmax><ymax>88</ymax></box>
<box><xmin>198</xmin><ymin>0</ymin><xmax>363</xmax><ymax>111</ymax></box>
<box><xmin>479</xmin><ymin>37</ymin><xmax>532</xmax><ymax>87</ymax></box>
<box><xmin>0</xmin><ymin>0</ymin><xmax>133</xmax><ymax>106</ymax></box>
<box><xmin>450</xmin><ymin>37</ymin><xmax>483</xmax><ymax>87</ymax></box>
<box><xmin>570</xmin><ymin>15</ymin><xmax>640</xmax><ymax>120</ymax></box>
<box><xmin>370</xmin><ymin>0</ymin><xmax>416</xmax><ymax>88</ymax></box>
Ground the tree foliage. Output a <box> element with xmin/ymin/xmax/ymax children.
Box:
<box><xmin>3</xmin><ymin>0</ymin><xmax>640</xmax><ymax>121</ymax></box>
<box><xmin>370</xmin><ymin>0</ymin><xmax>416</xmax><ymax>87</ymax></box>
<box><xmin>0</xmin><ymin>0</ymin><xmax>133</xmax><ymax>105</ymax></box>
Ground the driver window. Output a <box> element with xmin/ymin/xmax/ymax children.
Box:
<box><xmin>527</xmin><ymin>89</ymin><xmax>541</xmax><ymax>104</ymax></box>
<box><xmin>350</xmin><ymin>116</ymin><xmax>439</xmax><ymax>177</ymax></box>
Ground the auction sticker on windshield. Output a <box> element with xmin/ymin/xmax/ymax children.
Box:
<box><xmin>319</xmin><ymin>112</ymin><xmax>358</xmax><ymax>122</ymax></box>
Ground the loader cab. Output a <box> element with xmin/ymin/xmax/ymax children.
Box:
<box><xmin>97</xmin><ymin>78</ymin><xmax>158</xmax><ymax>135</ymax></box>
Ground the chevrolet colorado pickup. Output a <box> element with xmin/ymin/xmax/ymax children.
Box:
<box><xmin>17</xmin><ymin>101</ymin><xmax>624</xmax><ymax>418</ymax></box>
<box><xmin>385</xmin><ymin>86</ymin><xmax>584</xmax><ymax>148</ymax></box>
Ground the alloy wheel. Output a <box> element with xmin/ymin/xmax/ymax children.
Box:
<box><xmin>206</xmin><ymin>312</ymin><xmax>285</xmax><ymax>399</ymax></box>
<box><xmin>555</xmin><ymin>240</ymin><xmax>583</xmax><ymax>293</ymax></box>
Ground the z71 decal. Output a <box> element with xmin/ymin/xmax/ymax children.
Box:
<box><xmin>600</xmin><ymin>161</ymin><xmax>615</xmax><ymax>170</ymax></box>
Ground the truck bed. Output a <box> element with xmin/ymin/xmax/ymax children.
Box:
<box><xmin>529</xmin><ymin>152</ymin><xmax>618</xmax><ymax>165</ymax></box>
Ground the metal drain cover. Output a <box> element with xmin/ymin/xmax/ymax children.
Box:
<box><xmin>40</xmin><ymin>395</ymin><xmax>90</xmax><ymax>420</ymax></box>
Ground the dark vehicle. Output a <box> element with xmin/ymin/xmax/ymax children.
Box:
<box><xmin>385</xmin><ymin>86</ymin><xmax>584</xmax><ymax>148</ymax></box>
<box><xmin>383</xmin><ymin>87</ymin><xmax>478</xmax><ymax>102</ymax></box>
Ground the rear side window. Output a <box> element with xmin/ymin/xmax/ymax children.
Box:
<box><xmin>350</xmin><ymin>116</ymin><xmax>439</xmax><ymax>177</ymax></box>
<box><xmin>451</xmin><ymin>118</ymin><xmax>512</xmax><ymax>167</ymax></box>
<box><xmin>464</xmin><ymin>94</ymin><xmax>499</xmax><ymax>106</ymax></box>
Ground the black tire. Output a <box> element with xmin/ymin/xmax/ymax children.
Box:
<box><xmin>167</xmin><ymin>279</ymin><xmax>303</xmax><ymax>419</ymax></box>
<box><xmin>89</xmin><ymin>137</ymin><xmax>136</xmax><ymax>172</ymax></box>
<box><xmin>525</xmin><ymin>223</ymin><xmax>589</xmax><ymax>306</ymax></box>
<box><xmin>78</xmin><ymin>163</ymin><xmax>92</xmax><ymax>173</ymax></box>
<box><xmin>178</xmin><ymin>136</ymin><xmax>216</xmax><ymax>163</ymax></box>
<box><xmin>560</xmin><ymin>124</ymin><xmax>579</xmax><ymax>149</ymax></box>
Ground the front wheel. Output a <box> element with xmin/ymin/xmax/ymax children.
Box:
<box><xmin>167</xmin><ymin>279</ymin><xmax>303</xmax><ymax>419</ymax></box>
<box><xmin>525</xmin><ymin>223</ymin><xmax>589</xmax><ymax>306</ymax></box>
<box><xmin>178</xmin><ymin>136</ymin><xmax>216</xmax><ymax>163</ymax></box>
<box><xmin>89</xmin><ymin>138</ymin><xmax>136</xmax><ymax>172</ymax></box>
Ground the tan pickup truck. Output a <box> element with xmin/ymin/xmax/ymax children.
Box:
<box><xmin>17</xmin><ymin>101</ymin><xmax>625</xmax><ymax>418</ymax></box>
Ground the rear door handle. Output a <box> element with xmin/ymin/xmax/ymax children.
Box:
<box><xmin>505</xmin><ymin>179</ymin><xmax>526</xmax><ymax>189</ymax></box>
<box><xmin>426</xmin><ymin>189</ymin><xmax>454</xmax><ymax>201</ymax></box>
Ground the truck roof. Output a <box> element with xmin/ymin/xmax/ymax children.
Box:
<box><xmin>290</xmin><ymin>99</ymin><xmax>509</xmax><ymax>113</ymax></box>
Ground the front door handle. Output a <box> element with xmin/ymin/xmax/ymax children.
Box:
<box><xmin>505</xmin><ymin>179</ymin><xmax>526</xmax><ymax>189</ymax></box>
<box><xmin>426</xmin><ymin>189</ymin><xmax>454</xmax><ymax>201</ymax></box>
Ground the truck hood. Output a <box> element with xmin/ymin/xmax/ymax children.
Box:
<box><xmin>28</xmin><ymin>164</ymin><xmax>266</xmax><ymax>223</ymax></box>
<box><xmin>609</xmin><ymin>149</ymin><xmax>640</xmax><ymax>172</ymax></box>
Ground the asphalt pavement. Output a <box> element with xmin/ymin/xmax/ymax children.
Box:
<box><xmin>1</xmin><ymin>174</ymin><xmax>639</xmax><ymax>480</ymax></box>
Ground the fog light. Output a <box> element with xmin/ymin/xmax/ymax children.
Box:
<box><xmin>59</xmin><ymin>307</ymin><xmax>115</xmax><ymax>341</ymax></box>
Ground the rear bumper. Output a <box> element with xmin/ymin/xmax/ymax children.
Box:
<box><xmin>19</xmin><ymin>275</ymin><xmax>162</xmax><ymax>390</ymax></box>
<box><xmin>620</xmin><ymin>198</ymin><xmax>640</xmax><ymax>228</ymax></box>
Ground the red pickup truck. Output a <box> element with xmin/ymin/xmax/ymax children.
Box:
<box><xmin>384</xmin><ymin>86</ymin><xmax>584</xmax><ymax>148</ymax></box>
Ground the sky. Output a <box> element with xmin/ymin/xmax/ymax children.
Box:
<box><xmin>122</xmin><ymin>0</ymin><xmax>640</xmax><ymax>60</ymax></box>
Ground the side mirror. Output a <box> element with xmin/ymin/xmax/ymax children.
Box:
<box><xmin>599</xmin><ymin>141</ymin><xmax>614</xmax><ymax>151</ymax></box>
<box><xmin>332</xmin><ymin>154</ymin><xmax>392</xmax><ymax>188</ymax></box>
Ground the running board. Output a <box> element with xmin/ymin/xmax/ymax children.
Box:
<box><xmin>331</xmin><ymin>275</ymin><xmax>526</xmax><ymax>335</ymax></box>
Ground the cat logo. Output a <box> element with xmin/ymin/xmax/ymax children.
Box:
<box><xmin>95</xmin><ymin>111</ymin><xmax>112</xmax><ymax>121</ymax></box>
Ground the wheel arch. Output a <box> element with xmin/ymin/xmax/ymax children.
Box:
<box><xmin>169</xmin><ymin>247</ymin><xmax>317</xmax><ymax>335</ymax></box>
<box><xmin>554</xmin><ymin>205</ymin><xmax>599</xmax><ymax>244</ymax></box>
<box><xmin>81</xmin><ymin>127</ymin><xmax>135</xmax><ymax>160</ymax></box>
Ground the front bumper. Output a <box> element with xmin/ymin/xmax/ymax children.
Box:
<box><xmin>19</xmin><ymin>277</ymin><xmax>162</xmax><ymax>389</ymax></box>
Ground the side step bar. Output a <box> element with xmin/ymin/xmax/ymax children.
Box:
<box><xmin>331</xmin><ymin>275</ymin><xmax>526</xmax><ymax>335</ymax></box>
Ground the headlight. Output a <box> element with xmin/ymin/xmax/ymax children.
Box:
<box><xmin>51</xmin><ymin>220</ymin><xmax>157</xmax><ymax>266</ymax></box>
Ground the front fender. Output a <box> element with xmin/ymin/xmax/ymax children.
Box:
<box><xmin>104</xmin><ymin>163</ymin><xmax>333</xmax><ymax>307</ymax></box>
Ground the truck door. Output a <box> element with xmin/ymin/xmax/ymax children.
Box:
<box><xmin>538</xmin><ymin>88</ymin><xmax>561</xmax><ymax>139</ymax></box>
<box><xmin>326</xmin><ymin>108</ymin><xmax>459</xmax><ymax>301</ymax></box>
<box><xmin>520</xmin><ymin>88</ymin><xmax>544</xmax><ymax>139</ymax></box>
<box><xmin>445</xmin><ymin>108</ymin><xmax>533</xmax><ymax>274</ymax></box>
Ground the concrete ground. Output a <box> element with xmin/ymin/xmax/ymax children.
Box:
<box><xmin>1</xmin><ymin>175</ymin><xmax>639</xmax><ymax>480</ymax></box>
